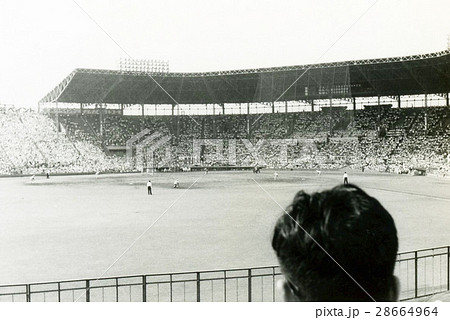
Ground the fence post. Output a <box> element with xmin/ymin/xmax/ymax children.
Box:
<box><xmin>170</xmin><ymin>274</ymin><xmax>173</xmax><ymax>302</ymax></box>
<box><xmin>272</xmin><ymin>267</ymin><xmax>276</xmax><ymax>302</ymax></box>
<box><xmin>26</xmin><ymin>284</ymin><xmax>30</xmax><ymax>302</ymax></box>
<box><xmin>224</xmin><ymin>271</ymin><xmax>227</xmax><ymax>302</ymax></box>
<box><xmin>115</xmin><ymin>278</ymin><xmax>119</xmax><ymax>302</ymax></box>
<box><xmin>447</xmin><ymin>246</ymin><xmax>450</xmax><ymax>291</ymax></box>
<box><xmin>414</xmin><ymin>251</ymin><xmax>418</xmax><ymax>298</ymax></box>
<box><xmin>142</xmin><ymin>276</ymin><xmax>147</xmax><ymax>302</ymax></box>
<box><xmin>86</xmin><ymin>280</ymin><xmax>90</xmax><ymax>302</ymax></box>
<box><xmin>58</xmin><ymin>282</ymin><xmax>61</xmax><ymax>302</ymax></box>
<box><xmin>196</xmin><ymin>272</ymin><xmax>201</xmax><ymax>302</ymax></box>
<box><xmin>248</xmin><ymin>269</ymin><xmax>252</xmax><ymax>302</ymax></box>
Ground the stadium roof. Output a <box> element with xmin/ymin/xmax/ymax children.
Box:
<box><xmin>40</xmin><ymin>50</ymin><xmax>450</xmax><ymax>105</ymax></box>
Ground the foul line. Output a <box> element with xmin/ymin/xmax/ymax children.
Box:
<box><xmin>251</xmin><ymin>177</ymin><xmax>377</xmax><ymax>302</ymax></box>
<box><xmin>75</xmin><ymin>175</ymin><xmax>202</xmax><ymax>302</ymax></box>
<box><xmin>361</xmin><ymin>185</ymin><xmax>450</xmax><ymax>202</ymax></box>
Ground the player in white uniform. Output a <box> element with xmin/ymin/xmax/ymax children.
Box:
<box><xmin>343</xmin><ymin>172</ymin><xmax>349</xmax><ymax>185</ymax></box>
<box><xmin>147</xmin><ymin>180</ymin><xmax>153</xmax><ymax>195</ymax></box>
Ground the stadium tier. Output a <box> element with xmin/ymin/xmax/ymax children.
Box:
<box><xmin>0</xmin><ymin>107</ymin><xmax>129</xmax><ymax>175</ymax></box>
<box><xmin>1</xmin><ymin>105</ymin><xmax>449</xmax><ymax>175</ymax></box>
<box><xmin>2</xmin><ymin>50</ymin><xmax>450</xmax><ymax>176</ymax></box>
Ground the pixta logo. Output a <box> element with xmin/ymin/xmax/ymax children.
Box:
<box><xmin>126</xmin><ymin>129</ymin><xmax>171</xmax><ymax>170</ymax></box>
<box><xmin>127</xmin><ymin>130</ymin><xmax>318</xmax><ymax>169</ymax></box>
<box><xmin>192</xmin><ymin>138</ymin><xmax>298</xmax><ymax>166</ymax></box>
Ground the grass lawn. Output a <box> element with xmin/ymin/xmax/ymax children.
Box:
<box><xmin>0</xmin><ymin>169</ymin><xmax>449</xmax><ymax>285</ymax></box>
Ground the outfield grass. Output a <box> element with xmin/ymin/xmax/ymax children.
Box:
<box><xmin>0</xmin><ymin>169</ymin><xmax>449</xmax><ymax>285</ymax></box>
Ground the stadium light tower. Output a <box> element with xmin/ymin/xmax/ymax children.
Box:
<box><xmin>119</xmin><ymin>58</ymin><xmax>170</xmax><ymax>74</ymax></box>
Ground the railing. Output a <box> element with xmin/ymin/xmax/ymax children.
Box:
<box><xmin>395</xmin><ymin>246</ymin><xmax>450</xmax><ymax>301</ymax></box>
<box><xmin>1</xmin><ymin>246</ymin><xmax>449</xmax><ymax>302</ymax></box>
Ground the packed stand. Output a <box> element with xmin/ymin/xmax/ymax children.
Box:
<box><xmin>0</xmin><ymin>108</ymin><xmax>131</xmax><ymax>175</ymax></box>
<box><xmin>2</xmin><ymin>105</ymin><xmax>449</xmax><ymax>176</ymax></box>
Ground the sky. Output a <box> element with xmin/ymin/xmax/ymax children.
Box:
<box><xmin>0</xmin><ymin>0</ymin><xmax>449</xmax><ymax>108</ymax></box>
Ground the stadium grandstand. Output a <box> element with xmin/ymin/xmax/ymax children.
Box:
<box><xmin>1</xmin><ymin>50</ymin><xmax>449</xmax><ymax>176</ymax></box>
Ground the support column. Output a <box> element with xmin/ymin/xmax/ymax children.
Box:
<box><xmin>220</xmin><ymin>103</ymin><xmax>225</xmax><ymax>115</ymax></box>
<box><xmin>55</xmin><ymin>102</ymin><xmax>60</xmax><ymax>133</ymax></box>
<box><xmin>246</xmin><ymin>103</ymin><xmax>250</xmax><ymax>137</ymax></box>
<box><xmin>447</xmin><ymin>93</ymin><xmax>449</xmax><ymax>107</ymax></box>
<box><xmin>424</xmin><ymin>93</ymin><xmax>428</xmax><ymax>133</ymax></box>
<box><xmin>329</xmin><ymin>97</ymin><xmax>333</xmax><ymax>135</ymax></box>
<box><xmin>311</xmin><ymin>99</ymin><xmax>315</xmax><ymax>112</ymax></box>
<box><xmin>176</xmin><ymin>105</ymin><xmax>180</xmax><ymax>143</ymax></box>
<box><xmin>99</xmin><ymin>105</ymin><xmax>104</xmax><ymax>137</ymax></box>
<box><xmin>271</xmin><ymin>101</ymin><xmax>275</xmax><ymax>113</ymax></box>
<box><xmin>120</xmin><ymin>104</ymin><xmax>124</xmax><ymax>115</ymax></box>
<box><xmin>352</xmin><ymin>97</ymin><xmax>356</xmax><ymax>112</ymax></box>
<box><xmin>377</xmin><ymin>96</ymin><xmax>381</xmax><ymax>130</ymax></box>
<box><xmin>140</xmin><ymin>104</ymin><xmax>145</xmax><ymax>131</ymax></box>
<box><xmin>211</xmin><ymin>104</ymin><xmax>216</xmax><ymax>137</ymax></box>
<box><xmin>284</xmin><ymin>101</ymin><xmax>288</xmax><ymax>113</ymax></box>
<box><xmin>397</xmin><ymin>96</ymin><xmax>401</xmax><ymax>109</ymax></box>
<box><xmin>172</xmin><ymin>104</ymin><xmax>175</xmax><ymax>116</ymax></box>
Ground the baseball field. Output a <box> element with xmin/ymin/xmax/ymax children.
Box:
<box><xmin>1</xmin><ymin>169</ymin><xmax>449</xmax><ymax>286</ymax></box>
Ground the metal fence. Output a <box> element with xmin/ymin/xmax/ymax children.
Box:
<box><xmin>1</xmin><ymin>246</ymin><xmax>449</xmax><ymax>302</ymax></box>
<box><xmin>395</xmin><ymin>246</ymin><xmax>450</xmax><ymax>301</ymax></box>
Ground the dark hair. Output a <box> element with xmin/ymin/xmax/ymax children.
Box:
<box><xmin>272</xmin><ymin>184</ymin><xmax>398</xmax><ymax>301</ymax></box>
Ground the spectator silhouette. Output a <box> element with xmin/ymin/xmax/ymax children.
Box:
<box><xmin>272</xmin><ymin>184</ymin><xmax>399</xmax><ymax>301</ymax></box>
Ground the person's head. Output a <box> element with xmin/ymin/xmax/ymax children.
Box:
<box><xmin>272</xmin><ymin>184</ymin><xmax>399</xmax><ymax>302</ymax></box>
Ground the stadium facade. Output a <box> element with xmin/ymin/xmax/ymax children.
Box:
<box><xmin>2</xmin><ymin>50</ymin><xmax>449</xmax><ymax>176</ymax></box>
<box><xmin>40</xmin><ymin>50</ymin><xmax>449</xmax><ymax>111</ymax></box>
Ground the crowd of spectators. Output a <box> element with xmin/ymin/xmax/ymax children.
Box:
<box><xmin>0</xmin><ymin>108</ymin><xmax>131</xmax><ymax>175</ymax></box>
<box><xmin>1</xmin><ymin>105</ymin><xmax>449</xmax><ymax>176</ymax></box>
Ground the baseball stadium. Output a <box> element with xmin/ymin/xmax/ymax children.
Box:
<box><xmin>1</xmin><ymin>1</ymin><xmax>450</xmax><ymax>306</ymax></box>
<box><xmin>1</xmin><ymin>48</ymin><xmax>449</xmax><ymax>302</ymax></box>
